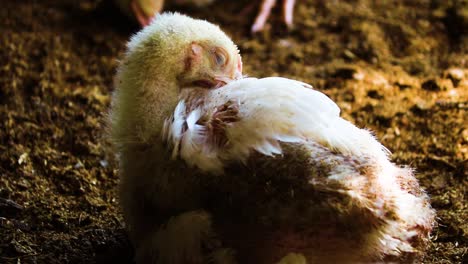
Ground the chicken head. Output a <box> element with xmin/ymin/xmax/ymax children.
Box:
<box><xmin>112</xmin><ymin>12</ymin><xmax>242</xmax><ymax>151</ymax></box>
<box><xmin>180</xmin><ymin>41</ymin><xmax>242</xmax><ymax>89</ymax></box>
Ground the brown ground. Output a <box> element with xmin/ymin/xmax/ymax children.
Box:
<box><xmin>0</xmin><ymin>0</ymin><xmax>467</xmax><ymax>263</ymax></box>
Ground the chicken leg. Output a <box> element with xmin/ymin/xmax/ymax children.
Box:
<box><xmin>251</xmin><ymin>0</ymin><xmax>296</xmax><ymax>32</ymax></box>
<box><xmin>130</xmin><ymin>0</ymin><xmax>163</xmax><ymax>26</ymax></box>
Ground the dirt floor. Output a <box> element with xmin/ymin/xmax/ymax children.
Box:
<box><xmin>0</xmin><ymin>0</ymin><xmax>467</xmax><ymax>263</ymax></box>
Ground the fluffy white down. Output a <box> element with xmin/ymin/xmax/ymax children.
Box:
<box><xmin>165</xmin><ymin>77</ymin><xmax>390</xmax><ymax>173</ymax></box>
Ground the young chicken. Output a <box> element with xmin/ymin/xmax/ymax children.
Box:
<box><xmin>115</xmin><ymin>0</ymin><xmax>295</xmax><ymax>32</ymax></box>
<box><xmin>110</xmin><ymin>12</ymin><xmax>435</xmax><ymax>264</ymax></box>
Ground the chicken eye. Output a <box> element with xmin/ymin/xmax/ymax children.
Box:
<box><xmin>214</xmin><ymin>52</ymin><xmax>225</xmax><ymax>66</ymax></box>
<box><xmin>212</xmin><ymin>48</ymin><xmax>228</xmax><ymax>68</ymax></box>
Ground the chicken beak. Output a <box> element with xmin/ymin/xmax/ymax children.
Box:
<box><xmin>234</xmin><ymin>69</ymin><xmax>242</xmax><ymax>80</ymax></box>
<box><xmin>213</xmin><ymin>68</ymin><xmax>242</xmax><ymax>88</ymax></box>
<box><xmin>213</xmin><ymin>76</ymin><xmax>231</xmax><ymax>88</ymax></box>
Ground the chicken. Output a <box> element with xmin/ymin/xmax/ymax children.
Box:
<box><xmin>115</xmin><ymin>0</ymin><xmax>163</xmax><ymax>26</ymax></box>
<box><xmin>115</xmin><ymin>0</ymin><xmax>215</xmax><ymax>27</ymax></box>
<box><xmin>110</xmin><ymin>12</ymin><xmax>435</xmax><ymax>264</ymax></box>
<box><xmin>115</xmin><ymin>0</ymin><xmax>296</xmax><ymax>32</ymax></box>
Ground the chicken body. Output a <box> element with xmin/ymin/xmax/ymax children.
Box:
<box><xmin>161</xmin><ymin>77</ymin><xmax>435</xmax><ymax>263</ymax></box>
<box><xmin>110</xmin><ymin>13</ymin><xmax>435</xmax><ymax>264</ymax></box>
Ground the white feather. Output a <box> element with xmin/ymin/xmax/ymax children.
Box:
<box><xmin>169</xmin><ymin>101</ymin><xmax>186</xmax><ymax>159</ymax></box>
<box><xmin>166</xmin><ymin>77</ymin><xmax>391</xmax><ymax>173</ymax></box>
<box><xmin>180</xmin><ymin>108</ymin><xmax>224</xmax><ymax>173</ymax></box>
<box><xmin>214</xmin><ymin>78</ymin><xmax>388</xmax><ymax>168</ymax></box>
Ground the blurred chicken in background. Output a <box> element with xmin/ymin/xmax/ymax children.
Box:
<box><xmin>115</xmin><ymin>0</ymin><xmax>296</xmax><ymax>32</ymax></box>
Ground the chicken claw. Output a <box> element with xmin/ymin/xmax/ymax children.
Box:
<box><xmin>251</xmin><ymin>0</ymin><xmax>296</xmax><ymax>32</ymax></box>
